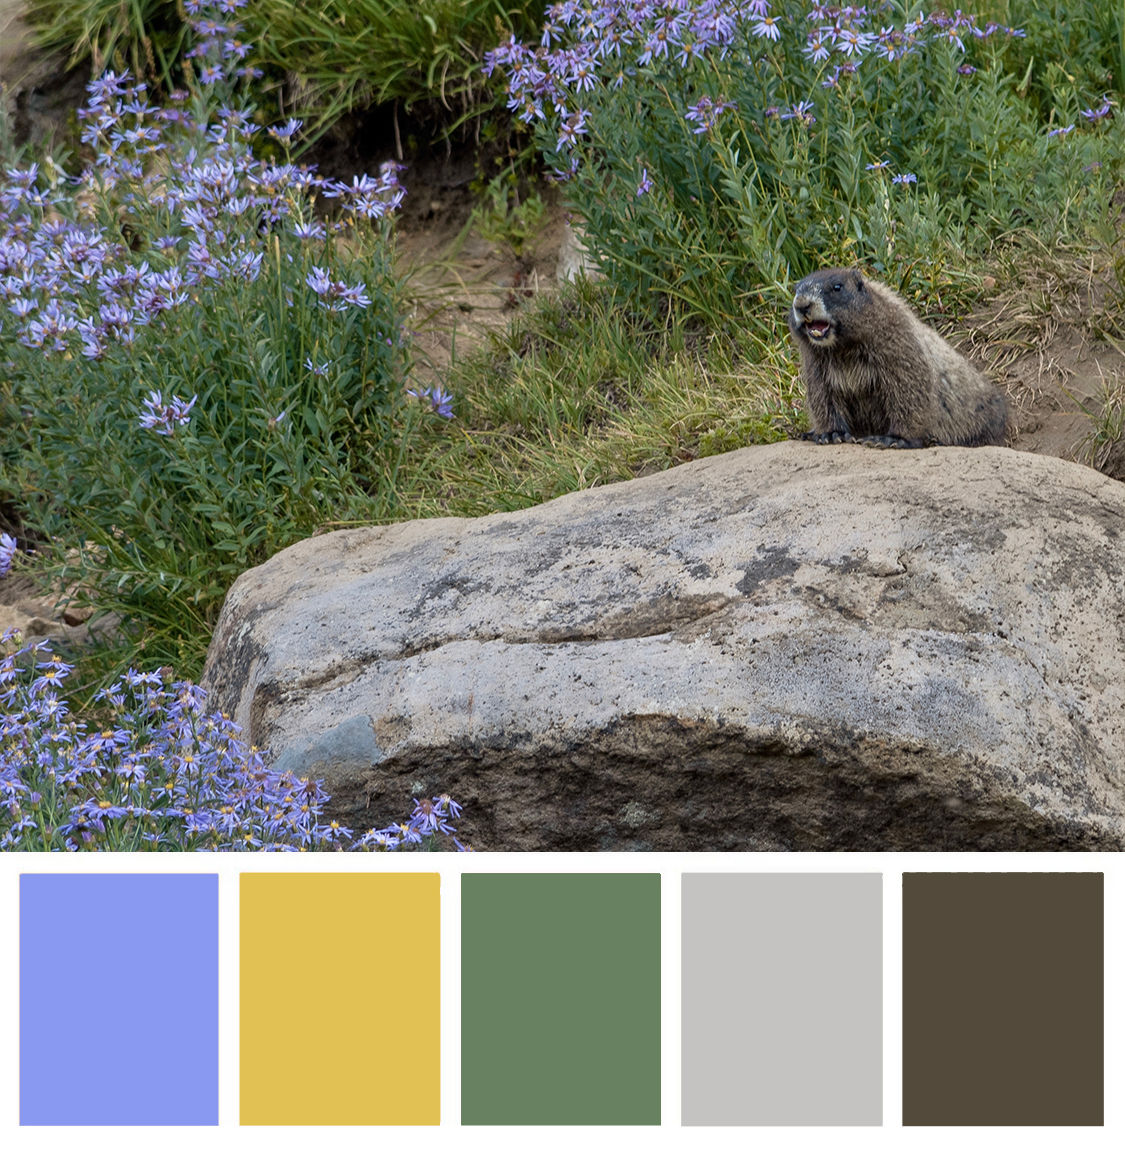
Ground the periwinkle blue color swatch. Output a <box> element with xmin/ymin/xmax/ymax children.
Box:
<box><xmin>20</xmin><ymin>874</ymin><xmax>219</xmax><ymax>1125</ymax></box>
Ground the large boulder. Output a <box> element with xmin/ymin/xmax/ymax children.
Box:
<box><xmin>200</xmin><ymin>442</ymin><xmax>1125</xmax><ymax>850</ymax></box>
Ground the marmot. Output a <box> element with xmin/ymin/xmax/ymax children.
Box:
<box><xmin>788</xmin><ymin>268</ymin><xmax>1007</xmax><ymax>448</ymax></box>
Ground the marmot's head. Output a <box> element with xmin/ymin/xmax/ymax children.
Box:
<box><xmin>789</xmin><ymin>268</ymin><xmax>868</xmax><ymax>351</ymax></box>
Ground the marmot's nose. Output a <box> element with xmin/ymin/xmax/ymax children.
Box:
<box><xmin>793</xmin><ymin>293</ymin><xmax>812</xmax><ymax>316</ymax></box>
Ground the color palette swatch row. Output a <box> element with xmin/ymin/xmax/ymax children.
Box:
<box><xmin>16</xmin><ymin>871</ymin><xmax>1104</xmax><ymax>1127</ymax></box>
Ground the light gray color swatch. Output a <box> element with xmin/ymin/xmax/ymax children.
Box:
<box><xmin>682</xmin><ymin>872</ymin><xmax>882</xmax><ymax>1125</ymax></box>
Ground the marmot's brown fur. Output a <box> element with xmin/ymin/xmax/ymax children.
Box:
<box><xmin>788</xmin><ymin>268</ymin><xmax>1007</xmax><ymax>448</ymax></box>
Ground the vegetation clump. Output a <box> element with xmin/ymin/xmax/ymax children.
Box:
<box><xmin>0</xmin><ymin>628</ymin><xmax>470</xmax><ymax>851</ymax></box>
<box><xmin>1</xmin><ymin>9</ymin><xmax>435</xmax><ymax>675</ymax></box>
<box><xmin>485</xmin><ymin>1</ymin><xmax>1124</xmax><ymax>322</ymax></box>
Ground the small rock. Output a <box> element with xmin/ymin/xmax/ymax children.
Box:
<box><xmin>556</xmin><ymin>218</ymin><xmax>603</xmax><ymax>283</ymax></box>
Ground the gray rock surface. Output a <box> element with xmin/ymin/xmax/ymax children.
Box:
<box><xmin>200</xmin><ymin>441</ymin><xmax>1125</xmax><ymax>850</ymax></box>
<box><xmin>556</xmin><ymin>218</ymin><xmax>603</xmax><ymax>283</ymax></box>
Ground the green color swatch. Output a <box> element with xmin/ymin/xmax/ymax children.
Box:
<box><xmin>461</xmin><ymin>873</ymin><xmax>660</xmax><ymax>1125</ymax></box>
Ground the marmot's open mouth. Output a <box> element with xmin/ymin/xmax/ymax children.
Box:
<box><xmin>804</xmin><ymin>320</ymin><xmax>832</xmax><ymax>341</ymax></box>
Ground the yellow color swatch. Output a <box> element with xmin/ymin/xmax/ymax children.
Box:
<box><xmin>240</xmin><ymin>873</ymin><xmax>439</xmax><ymax>1125</ymax></box>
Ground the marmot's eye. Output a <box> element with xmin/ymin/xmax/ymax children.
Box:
<box><xmin>831</xmin><ymin>282</ymin><xmax>844</xmax><ymax>292</ymax></box>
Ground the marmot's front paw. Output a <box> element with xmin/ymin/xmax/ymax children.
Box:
<box><xmin>857</xmin><ymin>434</ymin><xmax>927</xmax><ymax>450</ymax></box>
<box><xmin>800</xmin><ymin>429</ymin><xmax>855</xmax><ymax>445</ymax></box>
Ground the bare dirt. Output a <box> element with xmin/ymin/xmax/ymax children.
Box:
<box><xmin>966</xmin><ymin>257</ymin><xmax>1125</xmax><ymax>472</ymax></box>
<box><xmin>389</xmin><ymin>157</ymin><xmax>574</xmax><ymax>389</ymax></box>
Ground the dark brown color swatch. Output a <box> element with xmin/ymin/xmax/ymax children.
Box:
<box><xmin>903</xmin><ymin>872</ymin><xmax>1103</xmax><ymax>1126</ymax></box>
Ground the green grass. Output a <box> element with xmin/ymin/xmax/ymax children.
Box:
<box><xmin>391</xmin><ymin>277</ymin><xmax>802</xmax><ymax>520</ymax></box>
<box><xmin>244</xmin><ymin>0</ymin><xmax>543</xmax><ymax>137</ymax></box>
<box><xmin>25</xmin><ymin>0</ymin><xmax>186</xmax><ymax>87</ymax></box>
<box><xmin>977</xmin><ymin>0</ymin><xmax>1125</xmax><ymax>116</ymax></box>
<box><xmin>24</xmin><ymin>0</ymin><xmax>543</xmax><ymax>142</ymax></box>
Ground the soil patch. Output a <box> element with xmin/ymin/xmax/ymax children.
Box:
<box><xmin>965</xmin><ymin>260</ymin><xmax>1125</xmax><ymax>472</ymax></box>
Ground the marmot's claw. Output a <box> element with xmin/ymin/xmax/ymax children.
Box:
<box><xmin>801</xmin><ymin>429</ymin><xmax>855</xmax><ymax>445</ymax></box>
<box><xmin>857</xmin><ymin>434</ymin><xmax>926</xmax><ymax>450</ymax></box>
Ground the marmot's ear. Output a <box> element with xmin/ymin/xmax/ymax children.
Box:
<box><xmin>854</xmin><ymin>272</ymin><xmax>865</xmax><ymax>292</ymax></box>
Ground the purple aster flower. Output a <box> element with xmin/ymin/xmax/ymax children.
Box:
<box><xmin>1080</xmin><ymin>97</ymin><xmax>1113</xmax><ymax>122</ymax></box>
<box><xmin>684</xmin><ymin>96</ymin><xmax>736</xmax><ymax>134</ymax></box>
<box><xmin>1047</xmin><ymin>124</ymin><xmax>1075</xmax><ymax>138</ymax></box>
<box><xmin>779</xmin><ymin>100</ymin><xmax>815</xmax><ymax>124</ymax></box>
<box><xmin>752</xmin><ymin>15</ymin><xmax>781</xmax><ymax>41</ymax></box>
<box><xmin>223</xmin><ymin>38</ymin><xmax>251</xmax><ymax>61</ymax></box>
<box><xmin>83</xmin><ymin>727</ymin><xmax>132</xmax><ymax>755</ymax></box>
<box><xmin>550</xmin><ymin>155</ymin><xmax>580</xmax><ymax>182</ymax></box>
<box><xmin>3</xmin><ymin>164</ymin><xmax>40</xmax><ymax>202</ymax></box>
<box><xmin>29</xmin><ymin>661</ymin><xmax>70</xmax><ymax>696</ymax></box>
<box><xmin>120</xmin><ymin>89</ymin><xmax>154</xmax><ymax>118</ymax></box>
<box><xmin>334</xmin><ymin>169</ymin><xmax>406</xmax><ymax>220</ymax></box>
<box><xmin>934</xmin><ymin>26</ymin><xmax>966</xmax><ymax>52</ymax></box>
<box><xmin>637</xmin><ymin>25</ymin><xmax>671</xmax><ymax>67</ymax></box>
<box><xmin>0</xmin><ymin>533</ymin><xmax>16</xmax><ymax>578</ymax></box>
<box><xmin>139</xmin><ymin>267</ymin><xmax>190</xmax><ymax>314</ymax></box>
<box><xmin>439</xmin><ymin>794</ymin><xmax>463</xmax><ymax>820</ymax></box>
<box><xmin>78</xmin><ymin>324</ymin><xmax>107</xmax><ymax>360</ymax></box>
<box><xmin>569</xmin><ymin>53</ymin><xmax>599</xmax><ymax>92</ymax></box>
<box><xmin>356</xmin><ymin>828</ymin><xmax>400</xmax><ymax>849</ymax></box>
<box><xmin>85</xmin><ymin>70</ymin><xmax>131</xmax><ymax>107</ymax></box>
<box><xmin>181</xmin><ymin>204</ymin><xmax>214</xmax><ymax>232</ymax></box>
<box><xmin>34</xmin><ymin>692</ymin><xmax>67</xmax><ymax>721</ymax></box>
<box><xmin>139</xmin><ymin>390</ymin><xmax>198</xmax><ymax>435</ymax></box>
<box><xmin>291</xmin><ymin>220</ymin><xmax>326</xmax><ymax>241</ymax></box>
<box><xmin>305</xmin><ymin>266</ymin><xmax>371</xmax><ymax>312</ymax></box>
<box><xmin>556</xmin><ymin>108</ymin><xmax>589</xmax><ymax>150</ymax></box>
<box><xmin>223</xmin><ymin>248</ymin><xmax>262</xmax><ymax>281</ymax></box>
<box><xmin>338</xmin><ymin>282</ymin><xmax>370</xmax><ymax>308</ymax></box>
<box><xmin>316</xmin><ymin>819</ymin><xmax>353</xmax><ymax>843</ymax></box>
<box><xmin>892</xmin><ymin>172</ymin><xmax>918</xmax><ymax>184</ymax></box>
<box><xmin>22</xmin><ymin>302</ymin><xmax>77</xmax><ymax>352</ymax></box>
<box><xmin>408</xmin><ymin>796</ymin><xmax>454</xmax><ymax>835</ymax></box>
<box><xmin>804</xmin><ymin>31</ymin><xmax>830</xmax><ymax>63</ymax></box>
<box><xmin>836</xmin><ymin>26</ymin><xmax>875</xmax><ymax>56</ymax></box>
<box><xmin>875</xmin><ymin>27</ymin><xmax>912</xmax><ymax>62</ymax></box>
<box><xmin>305</xmin><ymin>266</ymin><xmax>333</xmax><ymax>293</ymax></box>
<box><xmin>392</xmin><ymin>821</ymin><xmax>424</xmax><ymax>846</ymax></box>
<box><xmin>268</xmin><ymin>118</ymin><xmax>303</xmax><ymax>142</ymax></box>
<box><xmin>99</xmin><ymin>301</ymin><xmax>136</xmax><ymax>330</ymax></box>
<box><xmin>407</xmin><ymin>385</ymin><xmax>454</xmax><ymax>419</ymax></box>
<box><xmin>636</xmin><ymin>168</ymin><xmax>653</xmax><ymax>197</ymax></box>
